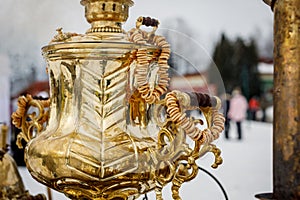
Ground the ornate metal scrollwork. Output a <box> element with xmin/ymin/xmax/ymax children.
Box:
<box><xmin>12</xmin><ymin>94</ymin><xmax>50</xmax><ymax>148</ymax></box>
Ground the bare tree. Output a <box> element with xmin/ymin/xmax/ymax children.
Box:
<box><xmin>160</xmin><ymin>18</ymin><xmax>208</xmax><ymax>75</ymax></box>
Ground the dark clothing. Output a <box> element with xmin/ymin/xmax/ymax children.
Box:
<box><xmin>223</xmin><ymin>99</ymin><xmax>230</xmax><ymax>139</ymax></box>
<box><xmin>237</xmin><ymin>121</ymin><xmax>242</xmax><ymax>140</ymax></box>
<box><xmin>225</xmin><ymin>120</ymin><xmax>242</xmax><ymax>140</ymax></box>
<box><xmin>225</xmin><ymin>118</ymin><xmax>230</xmax><ymax>139</ymax></box>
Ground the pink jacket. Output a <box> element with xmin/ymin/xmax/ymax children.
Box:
<box><xmin>228</xmin><ymin>94</ymin><xmax>248</xmax><ymax>122</ymax></box>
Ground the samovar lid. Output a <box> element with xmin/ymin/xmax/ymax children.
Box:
<box><xmin>42</xmin><ymin>0</ymin><xmax>157</xmax><ymax>60</ymax></box>
<box><xmin>45</xmin><ymin>0</ymin><xmax>135</xmax><ymax>45</ymax></box>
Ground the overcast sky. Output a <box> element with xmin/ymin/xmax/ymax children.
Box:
<box><xmin>0</xmin><ymin>0</ymin><xmax>274</xmax><ymax>77</ymax></box>
<box><xmin>0</xmin><ymin>0</ymin><xmax>274</xmax><ymax>47</ymax></box>
<box><xmin>128</xmin><ymin>0</ymin><xmax>274</xmax><ymax>39</ymax></box>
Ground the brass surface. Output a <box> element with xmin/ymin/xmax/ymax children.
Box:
<box><xmin>80</xmin><ymin>0</ymin><xmax>134</xmax><ymax>34</ymax></box>
<box><xmin>258</xmin><ymin>0</ymin><xmax>300</xmax><ymax>199</ymax></box>
<box><xmin>11</xmin><ymin>1</ymin><xmax>225</xmax><ymax>199</ymax></box>
<box><xmin>272</xmin><ymin>0</ymin><xmax>300</xmax><ymax>199</ymax></box>
<box><xmin>0</xmin><ymin>124</ymin><xmax>46</xmax><ymax>200</ymax></box>
<box><xmin>0</xmin><ymin>125</ymin><xmax>8</xmax><ymax>159</ymax></box>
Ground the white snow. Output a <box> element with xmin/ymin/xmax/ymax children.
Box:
<box><xmin>19</xmin><ymin>121</ymin><xmax>273</xmax><ymax>200</ymax></box>
<box><xmin>258</xmin><ymin>63</ymin><xmax>273</xmax><ymax>75</ymax></box>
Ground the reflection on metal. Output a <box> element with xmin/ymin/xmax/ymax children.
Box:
<box><xmin>0</xmin><ymin>124</ymin><xmax>46</xmax><ymax>200</ymax></box>
<box><xmin>11</xmin><ymin>0</ymin><xmax>225</xmax><ymax>199</ymax></box>
<box><xmin>258</xmin><ymin>0</ymin><xmax>300</xmax><ymax>199</ymax></box>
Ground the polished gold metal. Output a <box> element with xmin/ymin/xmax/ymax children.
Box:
<box><xmin>81</xmin><ymin>0</ymin><xmax>134</xmax><ymax>34</ymax></box>
<box><xmin>11</xmin><ymin>1</ymin><xmax>225</xmax><ymax>199</ymax></box>
<box><xmin>11</xmin><ymin>94</ymin><xmax>50</xmax><ymax>149</ymax></box>
<box><xmin>0</xmin><ymin>124</ymin><xmax>46</xmax><ymax>200</ymax></box>
<box><xmin>0</xmin><ymin>124</ymin><xmax>9</xmax><ymax>161</ymax></box>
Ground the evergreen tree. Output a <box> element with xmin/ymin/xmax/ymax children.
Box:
<box><xmin>209</xmin><ymin>34</ymin><xmax>261</xmax><ymax>99</ymax></box>
<box><xmin>208</xmin><ymin>34</ymin><xmax>236</xmax><ymax>94</ymax></box>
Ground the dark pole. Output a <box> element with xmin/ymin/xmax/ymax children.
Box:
<box><xmin>256</xmin><ymin>0</ymin><xmax>300</xmax><ymax>199</ymax></box>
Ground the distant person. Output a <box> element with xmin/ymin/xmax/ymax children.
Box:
<box><xmin>227</xmin><ymin>88</ymin><xmax>248</xmax><ymax>140</ymax></box>
<box><xmin>248</xmin><ymin>96</ymin><xmax>260</xmax><ymax>120</ymax></box>
<box><xmin>221</xmin><ymin>93</ymin><xmax>231</xmax><ymax>139</ymax></box>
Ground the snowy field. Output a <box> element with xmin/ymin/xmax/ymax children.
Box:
<box><xmin>19</xmin><ymin>121</ymin><xmax>273</xmax><ymax>200</ymax></box>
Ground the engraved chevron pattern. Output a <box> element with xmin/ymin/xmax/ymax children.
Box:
<box><xmin>81</xmin><ymin>60</ymin><xmax>128</xmax><ymax>133</ymax></box>
<box><xmin>67</xmin><ymin>58</ymin><xmax>138</xmax><ymax>180</ymax></box>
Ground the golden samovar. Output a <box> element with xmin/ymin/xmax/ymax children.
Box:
<box><xmin>12</xmin><ymin>1</ymin><xmax>225</xmax><ymax>199</ymax></box>
<box><xmin>0</xmin><ymin>124</ymin><xmax>46</xmax><ymax>200</ymax></box>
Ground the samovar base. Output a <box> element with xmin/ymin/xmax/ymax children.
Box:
<box><xmin>55</xmin><ymin>177</ymin><xmax>150</xmax><ymax>200</ymax></box>
<box><xmin>25</xmin><ymin>129</ymin><xmax>178</xmax><ymax>200</ymax></box>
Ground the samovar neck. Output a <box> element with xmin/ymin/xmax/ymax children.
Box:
<box><xmin>80</xmin><ymin>0</ymin><xmax>134</xmax><ymax>34</ymax></box>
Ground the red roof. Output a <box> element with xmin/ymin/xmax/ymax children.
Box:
<box><xmin>12</xmin><ymin>81</ymin><xmax>49</xmax><ymax>99</ymax></box>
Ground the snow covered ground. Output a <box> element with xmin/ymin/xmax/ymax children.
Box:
<box><xmin>19</xmin><ymin>121</ymin><xmax>273</xmax><ymax>200</ymax></box>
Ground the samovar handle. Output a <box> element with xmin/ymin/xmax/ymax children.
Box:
<box><xmin>135</xmin><ymin>16</ymin><xmax>159</xmax><ymax>34</ymax></box>
<box><xmin>11</xmin><ymin>94</ymin><xmax>50</xmax><ymax>149</ymax></box>
<box><xmin>163</xmin><ymin>91</ymin><xmax>224</xmax><ymax>165</ymax></box>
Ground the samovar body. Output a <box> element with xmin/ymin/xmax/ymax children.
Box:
<box><xmin>27</xmin><ymin>40</ymin><xmax>173</xmax><ymax>199</ymax></box>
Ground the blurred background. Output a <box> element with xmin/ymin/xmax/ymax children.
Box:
<box><xmin>0</xmin><ymin>0</ymin><xmax>274</xmax><ymax>199</ymax></box>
